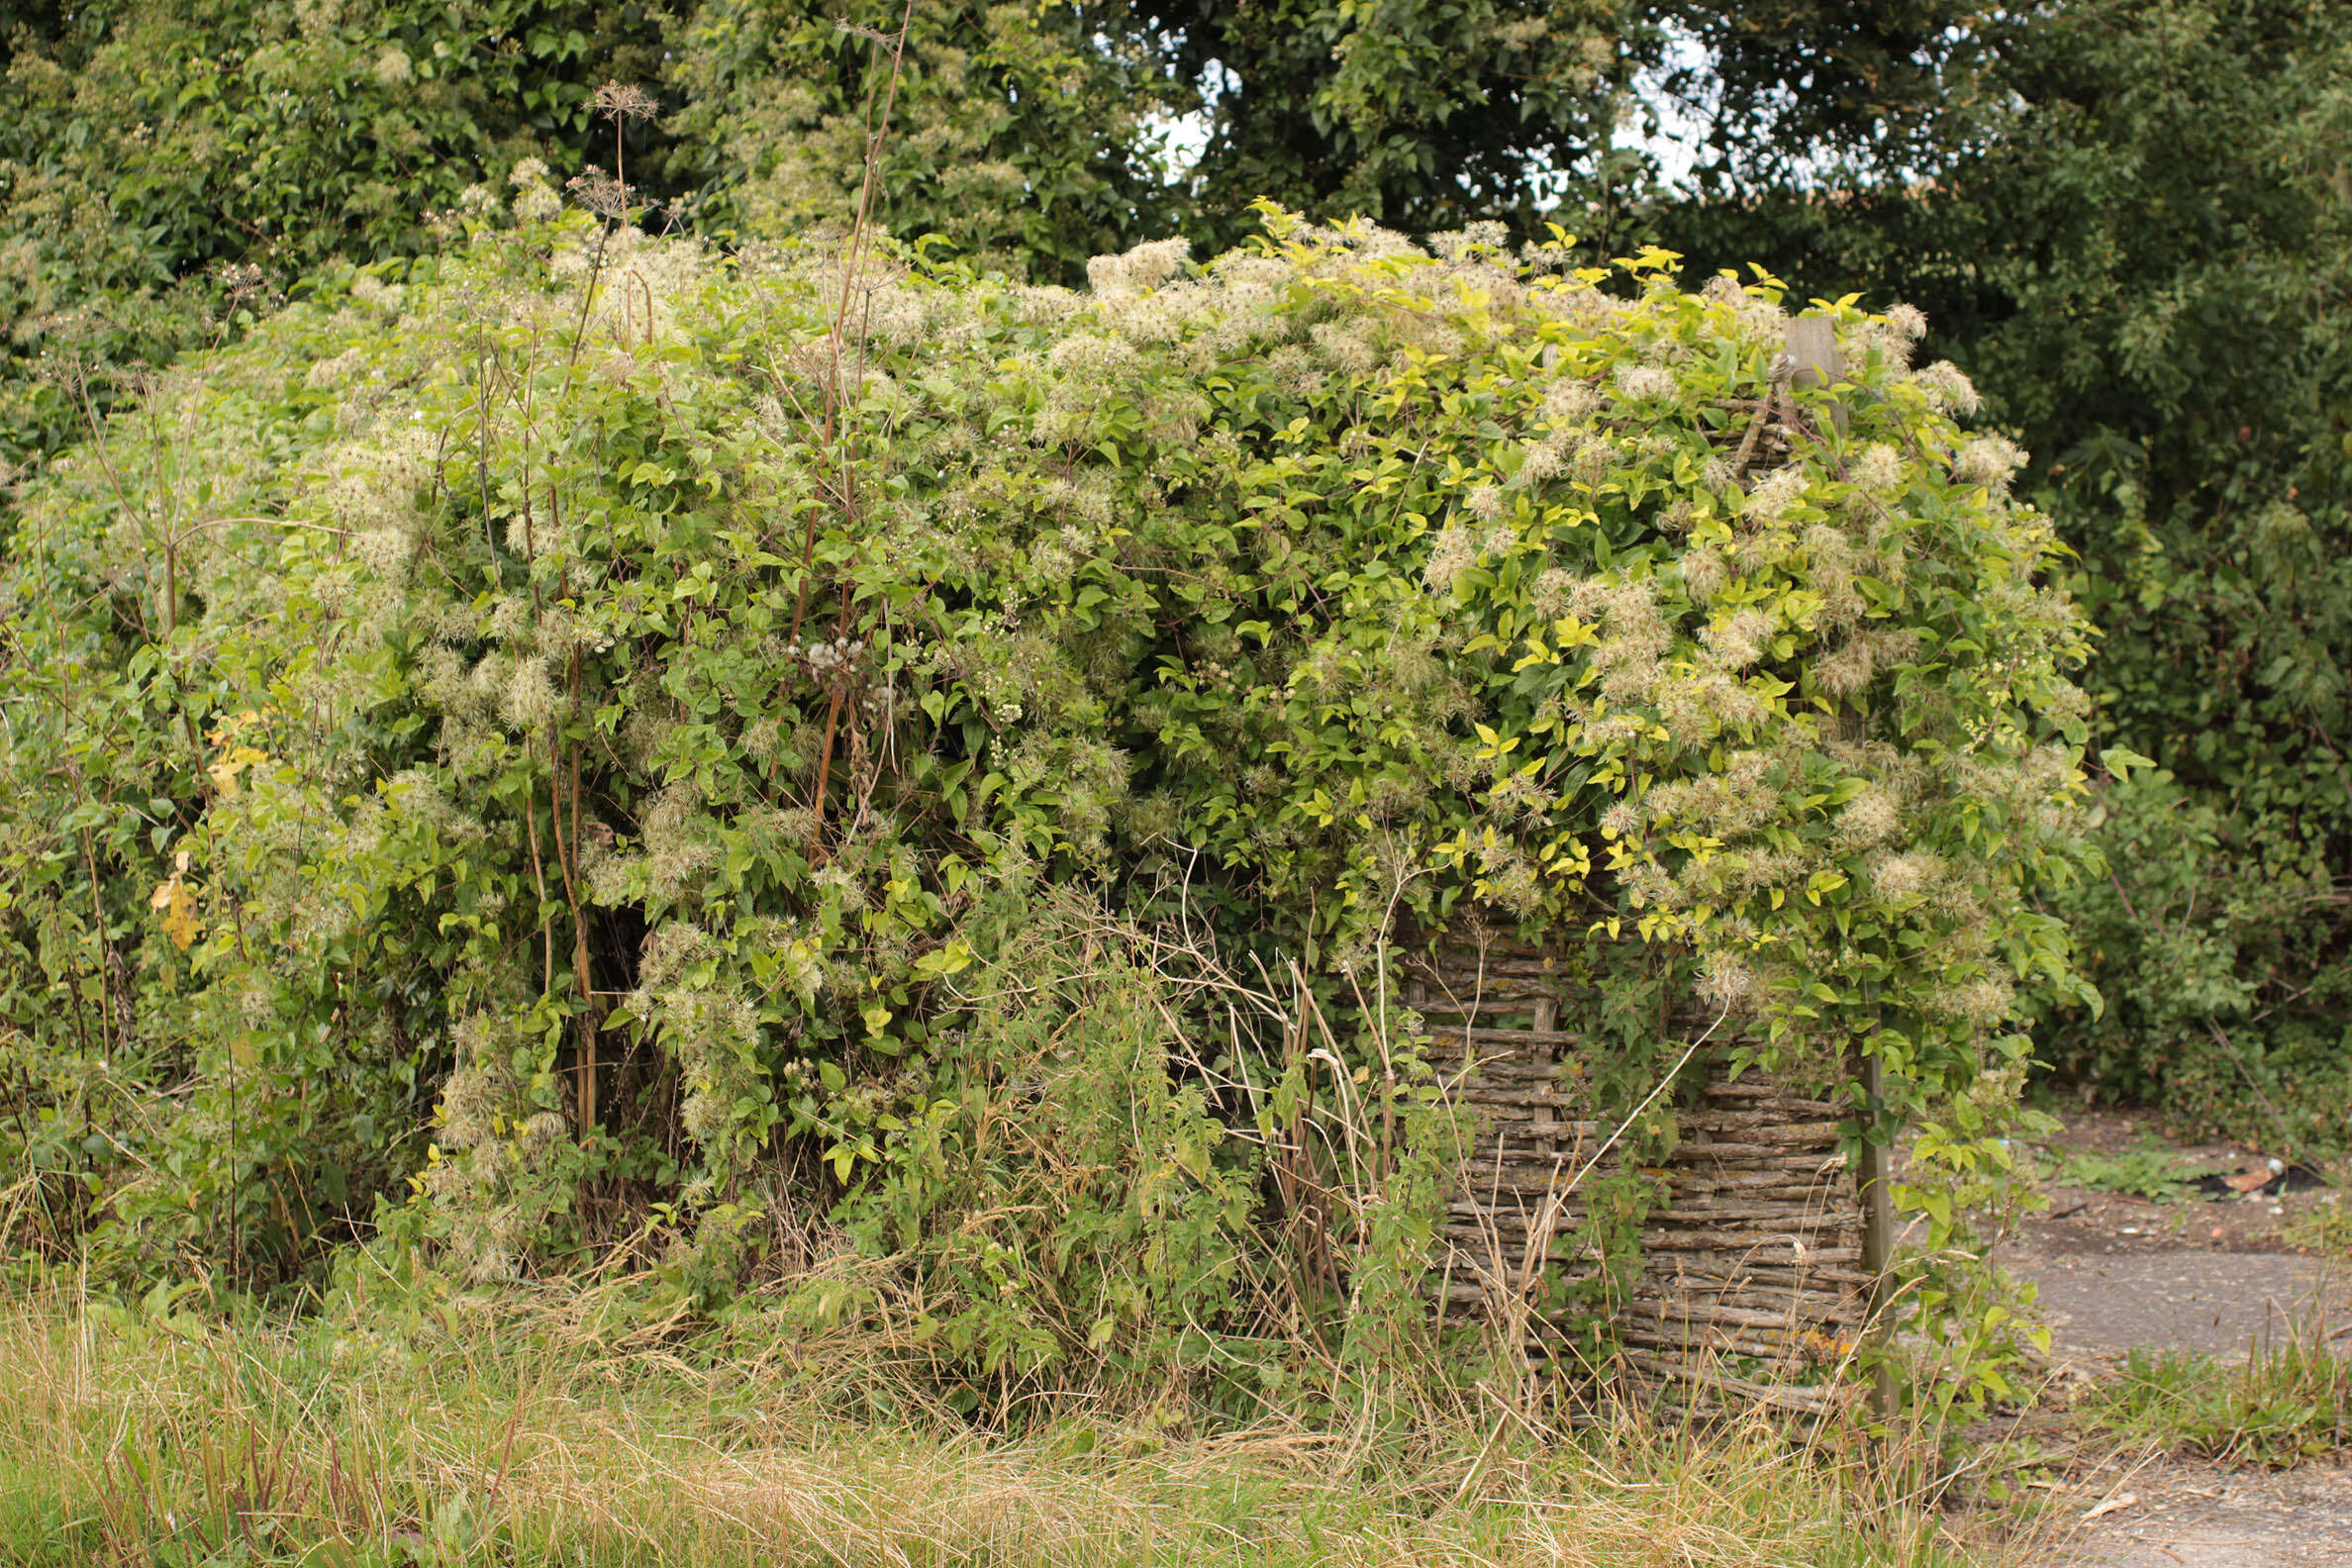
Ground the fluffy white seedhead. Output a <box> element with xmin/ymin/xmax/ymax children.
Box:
<box><xmin>1613</xmin><ymin>364</ymin><xmax>1677</xmax><ymax>403</ymax></box>
<box><xmin>1911</xmin><ymin>359</ymin><xmax>1980</xmax><ymax>416</ymax></box>
<box><xmin>1853</xmin><ymin>442</ymin><xmax>1904</xmax><ymax>495</ymax></box>
<box><xmin>1953</xmin><ymin>435</ymin><xmax>2027</xmax><ymax>492</ymax></box>
<box><xmin>1743</xmin><ymin>464</ymin><xmax>1810</xmax><ymax>526</ymax></box>
<box><xmin>1087</xmin><ymin>238</ymin><xmax>1191</xmax><ymax>297</ymax></box>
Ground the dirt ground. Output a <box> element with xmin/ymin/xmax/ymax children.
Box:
<box><xmin>2000</xmin><ymin>1108</ymin><xmax>2346</xmax><ymax>1365</ymax></box>
<box><xmin>1962</xmin><ymin>1107</ymin><xmax>2349</xmax><ymax>1566</ymax></box>
<box><xmin>2009</xmin><ymin>1108</ymin><xmax>2341</xmax><ymax>1260</ymax></box>
<box><xmin>2055</xmin><ymin>1459</ymin><xmax>2352</xmax><ymax>1567</ymax></box>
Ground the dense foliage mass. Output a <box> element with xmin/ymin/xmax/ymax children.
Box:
<box><xmin>6</xmin><ymin>0</ymin><xmax>2338</xmax><ymax>1423</ymax></box>
<box><xmin>0</xmin><ymin>184</ymin><xmax>2090</xmax><ymax>1399</ymax></box>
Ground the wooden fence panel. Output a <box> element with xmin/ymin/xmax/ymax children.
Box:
<box><xmin>1407</xmin><ymin>940</ymin><xmax>1872</xmax><ymax>1415</ymax></box>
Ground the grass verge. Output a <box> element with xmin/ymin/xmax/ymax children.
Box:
<box><xmin>2074</xmin><ymin>1322</ymin><xmax>2351</xmax><ymax>1467</ymax></box>
<box><xmin>0</xmin><ymin>1275</ymin><xmax>2012</xmax><ymax>1568</ymax></box>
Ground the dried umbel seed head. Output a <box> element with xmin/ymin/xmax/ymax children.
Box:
<box><xmin>213</xmin><ymin>260</ymin><xmax>268</xmax><ymax>306</ymax></box>
<box><xmin>567</xmin><ymin>166</ymin><xmax>635</xmax><ymax>222</ymax></box>
<box><xmin>799</xmin><ymin>636</ymin><xmax>863</xmax><ymax>674</ymax></box>
<box><xmin>590</xmin><ymin>81</ymin><xmax>661</xmax><ymax>125</ymax></box>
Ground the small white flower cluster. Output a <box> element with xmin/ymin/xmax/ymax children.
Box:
<box><xmin>509</xmin><ymin>158</ymin><xmax>561</xmax><ymax>223</ymax></box>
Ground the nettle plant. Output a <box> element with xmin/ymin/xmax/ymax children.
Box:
<box><xmin>0</xmin><ymin>179</ymin><xmax>2093</xmax><ymax>1396</ymax></box>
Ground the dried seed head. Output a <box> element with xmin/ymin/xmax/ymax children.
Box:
<box><xmin>590</xmin><ymin>81</ymin><xmax>661</xmax><ymax>125</ymax></box>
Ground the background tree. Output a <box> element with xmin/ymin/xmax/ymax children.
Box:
<box><xmin>668</xmin><ymin>0</ymin><xmax>1191</xmax><ymax>284</ymax></box>
<box><xmin>1136</xmin><ymin>0</ymin><xmax>1632</xmax><ymax>253</ymax></box>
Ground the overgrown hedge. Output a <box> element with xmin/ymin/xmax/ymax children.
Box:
<box><xmin>0</xmin><ymin>187</ymin><xmax>2093</xmax><ymax>1403</ymax></box>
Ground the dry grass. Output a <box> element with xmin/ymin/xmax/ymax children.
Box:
<box><xmin>0</xmin><ymin>1274</ymin><xmax>2037</xmax><ymax>1568</ymax></box>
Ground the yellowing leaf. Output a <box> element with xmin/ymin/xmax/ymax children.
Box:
<box><xmin>151</xmin><ymin>878</ymin><xmax>201</xmax><ymax>950</ymax></box>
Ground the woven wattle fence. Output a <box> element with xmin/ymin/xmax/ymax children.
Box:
<box><xmin>1405</xmin><ymin>938</ymin><xmax>1879</xmax><ymax>1414</ymax></box>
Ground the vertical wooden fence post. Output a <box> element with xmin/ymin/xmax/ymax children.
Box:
<box><xmin>1785</xmin><ymin>316</ymin><xmax>1848</xmax><ymax>438</ymax></box>
<box><xmin>1858</xmin><ymin>1048</ymin><xmax>1898</xmax><ymax>1420</ymax></box>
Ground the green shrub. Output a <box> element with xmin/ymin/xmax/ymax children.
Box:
<box><xmin>750</xmin><ymin>891</ymin><xmax>1266</xmax><ymax>1393</ymax></box>
<box><xmin>0</xmin><ymin>185</ymin><xmax>2094</xmax><ymax>1399</ymax></box>
<box><xmin>2045</xmin><ymin>767</ymin><xmax>2352</xmax><ymax>1156</ymax></box>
